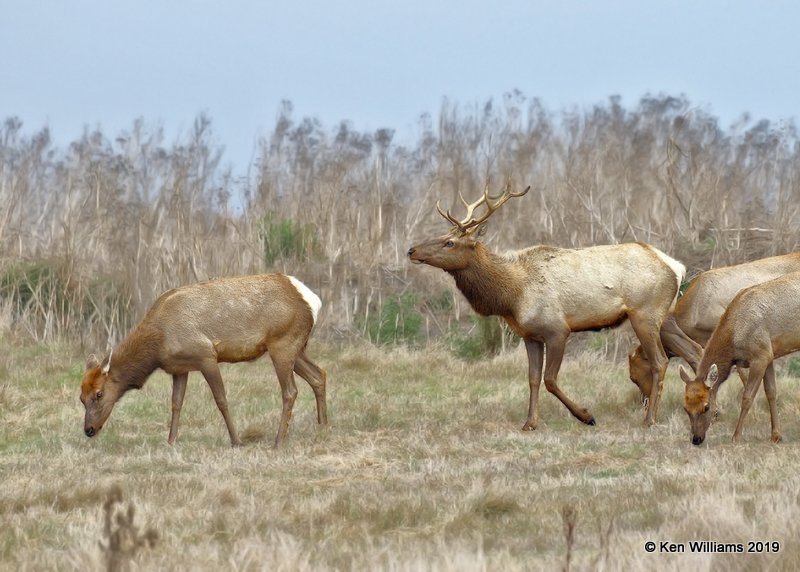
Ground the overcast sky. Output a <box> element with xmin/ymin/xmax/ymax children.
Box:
<box><xmin>2</xmin><ymin>0</ymin><xmax>799</xmax><ymax>173</ymax></box>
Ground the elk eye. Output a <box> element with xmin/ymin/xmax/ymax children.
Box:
<box><xmin>444</xmin><ymin>240</ymin><xmax>454</xmax><ymax>248</ymax></box>
<box><xmin>703</xmin><ymin>404</ymin><xmax>710</xmax><ymax>413</ymax></box>
<box><xmin>96</xmin><ymin>391</ymin><xmax>103</xmax><ymax>400</ymax></box>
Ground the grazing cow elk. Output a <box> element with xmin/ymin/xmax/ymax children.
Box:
<box><xmin>680</xmin><ymin>271</ymin><xmax>800</xmax><ymax>445</ymax></box>
<box><xmin>629</xmin><ymin>252</ymin><xmax>800</xmax><ymax>402</ymax></box>
<box><xmin>407</xmin><ymin>182</ymin><xmax>685</xmax><ymax>429</ymax></box>
<box><xmin>80</xmin><ymin>274</ymin><xmax>327</xmax><ymax>447</ymax></box>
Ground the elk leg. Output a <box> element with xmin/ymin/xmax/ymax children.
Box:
<box><xmin>543</xmin><ymin>334</ymin><xmax>595</xmax><ymax>425</ymax></box>
<box><xmin>629</xmin><ymin>313</ymin><xmax>668</xmax><ymax>426</ymax></box>
<box><xmin>735</xmin><ymin>366</ymin><xmax>749</xmax><ymax>386</ymax></box>
<box><xmin>294</xmin><ymin>352</ymin><xmax>328</xmax><ymax>425</ymax></box>
<box><xmin>732</xmin><ymin>361</ymin><xmax>768</xmax><ymax>443</ymax></box>
<box><xmin>762</xmin><ymin>362</ymin><xmax>781</xmax><ymax>443</ymax></box>
<box><xmin>522</xmin><ymin>338</ymin><xmax>544</xmax><ymax>431</ymax></box>
<box><xmin>712</xmin><ymin>366</ymin><xmax>749</xmax><ymax>420</ymax></box>
<box><xmin>167</xmin><ymin>373</ymin><xmax>188</xmax><ymax>445</ymax></box>
<box><xmin>200</xmin><ymin>361</ymin><xmax>241</xmax><ymax>447</ymax></box>
<box><xmin>660</xmin><ymin>314</ymin><xmax>702</xmax><ymax>372</ymax></box>
<box><xmin>271</xmin><ymin>349</ymin><xmax>299</xmax><ymax>447</ymax></box>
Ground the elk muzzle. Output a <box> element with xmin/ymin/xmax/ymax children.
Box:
<box><xmin>82</xmin><ymin>398</ymin><xmax>115</xmax><ymax>439</ymax></box>
<box><xmin>407</xmin><ymin>246</ymin><xmax>423</xmax><ymax>264</ymax></box>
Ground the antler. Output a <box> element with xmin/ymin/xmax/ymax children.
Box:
<box><xmin>436</xmin><ymin>181</ymin><xmax>531</xmax><ymax>235</ymax></box>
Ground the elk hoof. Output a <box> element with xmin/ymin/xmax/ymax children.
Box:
<box><xmin>586</xmin><ymin>416</ymin><xmax>596</xmax><ymax>426</ymax></box>
<box><xmin>771</xmin><ymin>432</ymin><xmax>783</xmax><ymax>444</ymax></box>
<box><xmin>521</xmin><ymin>422</ymin><xmax>537</xmax><ymax>431</ymax></box>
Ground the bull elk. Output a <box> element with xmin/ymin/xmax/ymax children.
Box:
<box><xmin>679</xmin><ymin>271</ymin><xmax>800</xmax><ymax>445</ymax></box>
<box><xmin>80</xmin><ymin>274</ymin><xmax>327</xmax><ymax>447</ymax></box>
<box><xmin>407</xmin><ymin>182</ymin><xmax>685</xmax><ymax>430</ymax></box>
<box><xmin>629</xmin><ymin>251</ymin><xmax>800</xmax><ymax>401</ymax></box>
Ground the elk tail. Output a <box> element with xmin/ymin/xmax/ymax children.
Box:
<box><xmin>287</xmin><ymin>276</ymin><xmax>322</xmax><ymax>328</ymax></box>
<box><xmin>650</xmin><ymin>247</ymin><xmax>686</xmax><ymax>309</ymax></box>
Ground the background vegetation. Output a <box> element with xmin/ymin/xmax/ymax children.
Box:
<box><xmin>2</xmin><ymin>93</ymin><xmax>799</xmax><ymax>353</ymax></box>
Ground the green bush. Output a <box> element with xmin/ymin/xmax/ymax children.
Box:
<box><xmin>786</xmin><ymin>356</ymin><xmax>800</xmax><ymax>378</ymax></box>
<box><xmin>446</xmin><ymin>325</ymin><xmax>485</xmax><ymax>361</ymax></box>
<box><xmin>427</xmin><ymin>290</ymin><xmax>454</xmax><ymax>313</ymax></box>
<box><xmin>0</xmin><ymin>261</ymin><xmax>65</xmax><ymax>314</ymax></box>
<box><xmin>258</xmin><ymin>211</ymin><xmax>320</xmax><ymax>267</ymax></box>
<box><xmin>447</xmin><ymin>316</ymin><xmax>518</xmax><ymax>361</ymax></box>
<box><xmin>364</xmin><ymin>293</ymin><xmax>422</xmax><ymax>346</ymax></box>
<box><xmin>0</xmin><ymin>260</ymin><xmax>131</xmax><ymax>340</ymax></box>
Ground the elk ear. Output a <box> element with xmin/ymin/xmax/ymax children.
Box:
<box><xmin>705</xmin><ymin>364</ymin><xmax>719</xmax><ymax>388</ymax></box>
<box><xmin>86</xmin><ymin>354</ymin><xmax>101</xmax><ymax>370</ymax></box>
<box><xmin>474</xmin><ymin>224</ymin><xmax>488</xmax><ymax>238</ymax></box>
<box><xmin>101</xmin><ymin>349</ymin><xmax>113</xmax><ymax>375</ymax></box>
<box><xmin>679</xmin><ymin>365</ymin><xmax>693</xmax><ymax>385</ymax></box>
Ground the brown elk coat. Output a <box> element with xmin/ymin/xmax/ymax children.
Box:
<box><xmin>629</xmin><ymin>251</ymin><xmax>800</xmax><ymax>399</ymax></box>
<box><xmin>80</xmin><ymin>274</ymin><xmax>327</xmax><ymax>446</ymax></box>
<box><xmin>680</xmin><ymin>270</ymin><xmax>800</xmax><ymax>445</ymax></box>
<box><xmin>408</xmin><ymin>184</ymin><xmax>684</xmax><ymax>430</ymax></box>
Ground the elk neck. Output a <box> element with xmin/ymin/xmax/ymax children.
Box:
<box><xmin>695</xmin><ymin>343</ymin><xmax>735</xmax><ymax>389</ymax></box>
<box><xmin>449</xmin><ymin>243</ymin><xmax>525</xmax><ymax>318</ymax></box>
<box><xmin>109</xmin><ymin>325</ymin><xmax>164</xmax><ymax>392</ymax></box>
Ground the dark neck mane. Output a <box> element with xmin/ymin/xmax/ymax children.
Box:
<box><xmin>110</xmin><ymin>325</ymin><xmax>163</xmax><ymax>392</ymax></box>
<box><xmin>449</xmin><ymin>245</ymin><xmax>523</xmax><ymax>318</ymax></box>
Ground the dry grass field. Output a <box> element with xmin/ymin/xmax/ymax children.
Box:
<box><xmin>2</xmin><ymin>339</ymin><xmax>800</xmax><ymax>571</ymax></box>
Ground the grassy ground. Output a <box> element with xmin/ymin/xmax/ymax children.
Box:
<box><xmin>2</xmin><ymin>340</ymin><xmax>800</xmax><ymax>571</ymax></box>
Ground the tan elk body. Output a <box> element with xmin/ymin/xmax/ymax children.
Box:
<box><xmin>407</xmin><ymin>183</ymin><xmax>685</xmax><ymax>429</ymax></box>
<box><xmin>680</xmin><ymin>271</ymin><xmax>800</xmax><ymax>445</ymax></box>
<box><xmin>629</xmin><ymin>251</ymin><xmax>800</xmax><ymax>399</ymax></box>
<box><xmin>80</xmin><ymin>274</ymin><xmax>327</xmax><ymax>447</ymax></box>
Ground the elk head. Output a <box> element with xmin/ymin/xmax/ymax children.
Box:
<box><xmin>407</xmin><ymin>181</ymin><xmax>530</xmax><ymax>269</ymax></box>
<box><xmin>80</xmin><ymin>351</ymin><xmax>123</xmax><ymax>438</ymax></box>
<box><xmin>680</xmin><ymin>363</ymin><xmax>719</xmax><ymax>445</ymax></box>
<box><xmin>628</xmin><ymin>346</ymin><xmax>653</xmax><ymax>405</ymax></box>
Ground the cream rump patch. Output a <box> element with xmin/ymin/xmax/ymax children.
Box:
<box><xmin>287</xmin><ymin>276</ymin><xmax>322</xmax><ymax>324</ymax></box>
<box><xmin>649</xmin><ymin>246</ymin><xmax>686</xmax><ymax>295</ymax></box>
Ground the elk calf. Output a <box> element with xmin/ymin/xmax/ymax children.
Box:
<box><xmin>407</xmin><ymin>182</ymin><xmax>684</xmax><ymax>430</ymax></box>
<box><xmin>80</xmin><ymin>274</ymin><xmax>327</xmax><ymax>447</ymax></box>
<box><xmin>629</xmin><ymin>251</ymin><xmax>800</xmax><ymax>401</ymax></box>
<box><xmin>680</xmin><ymin>271</ymin><xmax>800</xmax><ymax>445</ymax></box>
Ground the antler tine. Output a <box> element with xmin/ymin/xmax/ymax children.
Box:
<box><xmin>436</xmin><ymin>199</ymin><xmax>464</xmax><ymax>229</ymax></box>
<box><xmin>457</xmin><ymin>190</ymin><xmax>470</xmax><ymax>210</ymax></box>
<box><xmin>486</xmin><ymin>180</ymin><xmax>530</xmax><ymax>201</ymax></box>
<box><xmin>510</xmin><ymin>183</ymin><xmax>531</xmax><ymax>198</ymax></box>
<box><xmin>436</xmin><ymin>182</ymin><xmax>531</xmax><ymax>234</ymax></box>
<box><xmin>458</xmin><ymin>188</ymin><xmax>491</xmax><ymax>227</ymax></box>
<box><xmin>437</xmin><ymin>187</ymin><xmax>491</xmax><ymax>232</ymax></box>
<box><xmin>458</xmin><ymin>182</ymin><xmax>531</xmax><ymax>231</ymax></box>
<box><xmin>485</xmin><ymin>182</ymin><xmax>531</xmax><ymax>210</ymax></box>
